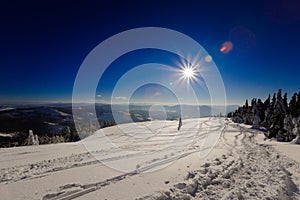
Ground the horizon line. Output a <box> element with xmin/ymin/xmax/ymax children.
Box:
<box><xmin>0</xmin><ymin>101</ymin><xmax>240</xmax><ymax>107</ymax></box>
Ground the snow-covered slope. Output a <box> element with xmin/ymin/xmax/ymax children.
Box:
<box><xmin>0</xmin><ymin>118</ymin><xmax>299</xmax><ymax>200</ymax></box>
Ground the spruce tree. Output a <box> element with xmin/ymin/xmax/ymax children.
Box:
<box><xmin>296</xmin><ymin>92</ymin><xmax>300</xmax><ymax>117</ymax></box>
<box><xmin>271</xmin><ymin>93</ymin><xmax>276</xmax><ymax>109</ymax></box>
<box><xmin>256</xmin><ymin>99</ymin><xmax>265</xmax><ymax>122</ymax></box>
<box><xmin>283</xmin><ymin>92</ymin><xmax>288</xmax><ymax>113</ymax></box>
<box><xmin>264</xmin><ymin>94</ymin><xmax>271</xmax><ymax>109</ymax></box>
<box><xmin>263</xmin><ymin>94</ymin><xmax>272</xmax><ymax>128</ymax></box>
<box><xmin>269</xmin><ymin>89</ymin><xmax>285</xmax><ymax>138</ymax></box>
<box><xmin>251</xmin><ymin>98</ymin><xmax>257</xmax><ymax>107</ymax></box>
<box><xmin>289</xmin><ymin>93</ymin><xmax>297</xmax><ymax>118</ymax></box>
<box><xmin>245</xmin><ymin>99</ymin><xmax>249</xmax><ymax>109</ymax></box>
<box><xmin>283</xmin><ymin>114</ymin><xmax>293</xmax><ymax>141</ymax></box>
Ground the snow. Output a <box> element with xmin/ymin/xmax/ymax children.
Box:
<box><xmin>0</xmin><ymin>107</ymin><xmax>15</xmax><ymax>112</ymax></box>
<box><xmin>0</xmin><ymin>117</ymin><xmax>300</xmax><ymax>200</ymax></box>
<box><xmin>0</xmin><ymin>133</ymin><xmax>13</xmax><ymax>138</ymax></box>
<box><xmin>52</xmin><ymin>109</ymin><xmax>70</xmax><ymax>117</ymax></box>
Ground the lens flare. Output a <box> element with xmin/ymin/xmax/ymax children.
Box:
<box><xmin>205</xmin><ymin>55</ymin><xmax>212</xmax><ymax>62</ymax></box>
<box><xmin>220</xmin><ymin>41</ymin><xmax>233</xmax><ymax>54</ymax></box>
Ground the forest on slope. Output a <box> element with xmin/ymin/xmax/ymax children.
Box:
<box><xmin>228</xmin><ymin>89</ymin><xmax>300</xmax><ymax>142</ymax></box>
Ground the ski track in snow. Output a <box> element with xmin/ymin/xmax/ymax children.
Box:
<box><xmin>1</xmin><ymin>118</ymin><xmax>300</xmax><ymax>199</ymax></box>
<box><xmin>0</xmin><ymin>118</ymin><xmax>222</xmax><ymax>200</ymax></box>
<box><xmin>139</xmin><ymin>123</ymin><xmax>300</xmax><ymax>200</ymax></box>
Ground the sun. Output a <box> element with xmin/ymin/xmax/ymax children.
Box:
<box><xmin>181</xmin><ymin>67</ymin><xmax>196</xmax><ymax>80</ymax></box>
<box><xmin>183</xmin><ymin>67</ymin><xmax>194</xmax><ymax>78</ymax></box>
<box><xmin>176</xmin><ymin>58</ymin><xmax>200</xmax><ymax>84</ymax></box>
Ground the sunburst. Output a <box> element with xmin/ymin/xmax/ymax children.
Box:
<box><xmin>182</xmin><ymin>67</ymin><xmax>195</xmax><ymax>79</ymax></box>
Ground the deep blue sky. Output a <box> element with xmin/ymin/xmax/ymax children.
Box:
<box><xmin>1</xmin><ymin>0</ymin><xmax>300</xmax><ymax>105</ymax></box>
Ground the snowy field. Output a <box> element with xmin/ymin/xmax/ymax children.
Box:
<box><xmin>1</xmin><ymin>117</ymin><xmax>300</xmax><ymax>199</ymax></box>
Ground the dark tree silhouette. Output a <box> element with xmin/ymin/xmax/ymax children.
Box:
<box><xmin>229</xmin><ymin>89</ymin><xmax>300</xmax><ymax>142</ymax></box>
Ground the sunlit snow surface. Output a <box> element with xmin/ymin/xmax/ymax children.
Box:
<box><xmin>82</xmin><ymin>117</ymin><xmax>224</xmax><ymax>172</ymax></box>
<box><xmin>1</xmin><ymin>118</ymin><xmax>300</xmax><ymax>200</ymax></box>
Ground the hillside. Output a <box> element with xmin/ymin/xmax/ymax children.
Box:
<box><xmin>0</xmin><ymin>118</ymin><xmax>299</xmax><ymax>199</ymax></box>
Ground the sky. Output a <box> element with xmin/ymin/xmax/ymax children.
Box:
<box><xmin>1</xmin><ymin>0</ymin><xmax>300</xmax><ymax>105</ymax></box>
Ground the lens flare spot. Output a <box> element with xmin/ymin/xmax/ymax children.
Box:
<box><xmin>205</xmin><ymin>55</ymin><xmax>212</xmax><ymax>62</ymax></box>
<box><xmin>220</xmin><ymin>41</ymin><xmax>233</xmax><ymax>54</ymax></box>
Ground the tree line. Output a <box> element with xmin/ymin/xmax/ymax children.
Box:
<box><xmin>227</xmin><ymin>89</ymin><xmax>300</xmax><ymax>142</ymax></box>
